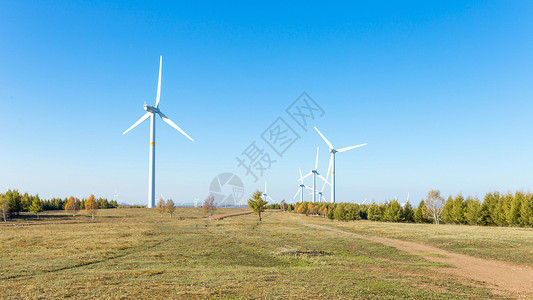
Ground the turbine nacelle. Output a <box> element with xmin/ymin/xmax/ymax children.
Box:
<box><xmin>144</xmin><ymin>105</ymin><xmax>160</xmax><ymax>114</ymax></box>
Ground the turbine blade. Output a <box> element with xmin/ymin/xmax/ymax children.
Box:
<box><xmin>337</xmin><ymin>143</ymin><xmax>367</xmax><ymax>153</ymax></box>
<box><xmin>314</xmin><ymin>127</ymin><xmax>333</xmax><ymax>149</ymax></box>
<box><xmin>160</xmin><ymin>116</ymin><xmax>194</xmax><ymax>141</ymax></box>
<box><xmin>155</xmin><ymin>56</ymin><xmax>162</xmax><ymax>108</ymax></box>
<box><xmin>123</xmin><ymin>112</ymin><xmax>151</xmax><ymax>135</ymax></box>
<box><xmin>267</xmin><ymin>195</ymin><xmax>273</xmax><ymax>201</ymax></box>
<box><xmin>304</xmin><ymin>186</ymin><xmax>314</xmax><ymax>191</ymax></box>
<box><xmin>299</xmin><ymin>172</ymin><xmax>312</xmax><ymax>181</ymax></box>
<box><xmin>315</xmin><ymin>147</ymin><xmax>319</xmax><ymax>170</ymax></box>
<box><xmin>293</xmin><ymin>189</ymin><xmax>301</xmax><ymax>199</ymax></box>
<box><xmin>320</xmin><ymin>178</ymin><xmax>329</xmax><ymax>192</ymax></box>
<box><xmin>298</xmin><ymin>168</ymin><xmax>304</xmax><ymax>184</ymax></box>
<box><xmin>318</xmin><ymin>174</ymin><xmax>328</xmax><ymax>184</ymax></box>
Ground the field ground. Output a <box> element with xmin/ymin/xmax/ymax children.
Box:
<box><xmin>1</xmin><ymin>208</ymin><xmax>532</xmax><ymax>299</ymax></box>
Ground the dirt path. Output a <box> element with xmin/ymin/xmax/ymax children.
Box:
<box><xmin>201</xmin><ymin>210</ymin><xmax>253</xmax><ymax>220</ymax></box>
<box><xmin>304</xmin><ymin>223</ymin><xmax>533</xmax><ymax>297</ymax></box>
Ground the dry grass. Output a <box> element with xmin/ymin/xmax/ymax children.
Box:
<box><xmin>0</xmin><ymin>209</ymin><xmax>518</xmax><ymax>299</ymax></box>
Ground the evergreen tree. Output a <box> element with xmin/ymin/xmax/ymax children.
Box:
<box><xmin>414</xmin><ymin>200</ymin><xmax>427</xmax><ymax>223</ymax></box>
<box><xmin>452</xmin><ymin>194</ymin><xmax>466</xmax><ymax>224</ymax></box>
<box><xmin>383</xmin><ymin>200</ymin><xmax>401</xmax><ymax>222</ymax></box>
<box><xmin>508</xmin><ymin>192</ymin><xmax>523</xmax><ymax>225</ymax></box>
<box><xmin>29</xmin><ymin>196</ymin><xmax>44</xmax><ymax>218</ymax></box>
<box><xmin>327</xmin><ymin>204</ymin><xmax>336</xmax><ymax>220</ymax></box>
<box><xmin>441</xmin><ymin>196</ymin><xmax>455</xmax><ymax>224</ymax></box>
<box><xmin>334</xmin><ymin>203</ymin><xmax>347</xmax><ymax>220</ymax></box>
<box><xmin>247</xmin><ymin>190</ymin><xmax>268</xmax><ymax>221</ymax></box>
<box><xmin>401</xmin><ymin>201</ymin><xmax>414</xmax><ymax>222</ymax></box>
<box><xmin>21</xmin><ymin>193</ymin><xmax>31</xmax><ymax>211</ymax></box>
<box><xmin>520</xmin><ymin>194</ymin><xmax>533</xmax><ymax>226</ymax></box>
<box><xmin>6</xmin><ymin>190</ymin><xmax>22</xmax><ymax>215</ymax></box>
<box><xmin>345</xmin><ymin>203</ymin><xmax>360</xmax><ymax>220</ymax></box>
<box><xmin>465</xmin><ymin>197</ymin><xmax>481</xmax><ymax>225</ymax></box>
<box><xmin>368</xmin><ymin>202</ymin><xmax>380</xmax><ymax>221</ymax></box>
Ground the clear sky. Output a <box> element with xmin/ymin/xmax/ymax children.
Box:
<box><xmin>1</xmin><ymin>1</ymin><xmax>532</xmax><ymax>205</ymax></box>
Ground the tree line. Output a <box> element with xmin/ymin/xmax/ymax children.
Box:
<box><xmin>282</xmin><ymin>190</ymin><xmax>533</xmax><ymax>227</ymax></box>
<box><xmin>0</xmin><ymin>189</ymin><xmax>118</xmax><ymax>221</ymax></box>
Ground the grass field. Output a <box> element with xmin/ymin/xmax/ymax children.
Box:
<box><xmin>1</xmin><ymin>208</ymin><xmax>531</xmax><ymax>299</ymax></box>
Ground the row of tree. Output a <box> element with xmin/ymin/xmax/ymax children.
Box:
<box><xmin>0</xmin><ymin>189</ymin><xmax>118</xmax><ymax>221</ymax></box>
<box><xmin>286</xmin><ymin>190</ymin><xmax>533</xmax><ymax>227</ymax></box>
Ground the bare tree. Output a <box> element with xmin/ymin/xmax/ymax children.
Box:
<box><xmin>0</xmin><ymin>195</ymin><xmax>8</xmax><ymax>222</ymax></box>
<box><xmin>425</xmin><ymin>190</ymin><xmax>445</xmax><ymax>224</ymax></box>
<box><xmin>203</xmin><ymin>195</ymin><xmax>216</xmax><ymax>219</ymax></box>
<box><xmin>156</xmin><ymin>198</ymin><xmax>165</xmax><ymax>217</ymax></box>
<box><xmin>165</xmin><ymin>199</ymin><xmax>176</xmax><ymax>217</ymax></box>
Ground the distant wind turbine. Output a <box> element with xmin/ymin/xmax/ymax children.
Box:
<box><xmin>123</xmin><ymin>56</ymin><xmax>194</xmax><ymax>208</ymax></box>
<box><xmin>300</xmin><ymin>147</ymin><xmax>329</xmax><ymax>202</ymax></box>
<box><xmin>294</xmin><ymin>167</ymin><xmax>312</xmax><ymax>203</ymax></box>
<box><xmin>314</xmin><ymin>127</ymin><xmax>367</xmax><ymax>203</ymax></box>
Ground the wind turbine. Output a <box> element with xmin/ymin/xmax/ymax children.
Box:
<box><xmin>300</xmin><ymin>147</ymin><xmax>329</xmax><ymax>202</ymax></box>
<box><xmin>314</xmin><ymin>127</ymin><xmax>367</xmax><ymax>203</ymax></box>
<box><xmin>262</xmin><ymin>182</ymin><xmax>273</xmax><ymax>203</ymax></box>
<box><xmin>293</xmin><ymin>168</ymin><xmax>312</xmax><ymax>203</ymax></box>
<box><xmin>123</xmin><ymin>56</ymin><xmax>194</xmax><ymax>208</ymax></box>
<box><xmin>400</xmin><ymin>192</ymin><xmax>410</xmax><ymax>208</ymax></box>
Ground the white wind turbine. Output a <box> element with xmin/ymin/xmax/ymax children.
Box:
<box><xmin>310</xmin><ymin>157</ymin><xmax>332</xmax><ymax>202</ymax></box>
<box><xmin>314</xmin><ymin>127</ymin><xmax>367</xmax><ymax>203</ymax></box>
<box><xmin>123</xmin><ymin>56</ymin><xmax>194</xmax><ymax>208</ymax></box>
<box><xmin>300</xmin><ymin>147</ymin><xmax>329</xmax><ymax>202</ymax></box>
<box><xmin>293</xmin><ymin>167</ymin><xmax>312</xmax><ymax>203</ymax></box>
<box><xmin>262</xmin><ymin>182</ymin><xmax>273</xmax><ymax>203</ymax></box>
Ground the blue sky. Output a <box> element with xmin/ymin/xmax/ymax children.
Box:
<box><xmin>1</xmin><ymin>1</ymin><xmax>532</xmax><ymax>205</ymax></box>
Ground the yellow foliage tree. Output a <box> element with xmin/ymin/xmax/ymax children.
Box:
<box><xmin>65</xmin><ymin>196</ymin><xmax>80</xmax><ymax>217</ymax></box>
<box><xmin>85</xmin><ymin>194</ymin><xmax>98</xmax><ymax>221</ymax></box>
<box><xmin>155</xmin><ymin>198</ymin><xmax>165</xmax><ymax>217</ymax></box>
<box><xmin>165</xmin><ymin>199</ymin><xmax>176</xmax><ymax>217</ymax></box>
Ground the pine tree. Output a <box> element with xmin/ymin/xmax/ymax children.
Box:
<box><xmin>334</xmin><ymin>203</ymin><xmax>347</xmax><ymax>220</ymax></box>
<box><xmin>29</xmin><ymin>195</ymin><xmax>44</xmax><ymax>218</ymax></box>
<box><xmin>383</xmin><ymin>200</ymin><xmax>401</xmax><ymax>222</ymax></box>
<box><xmin>247</xmin><ymin>190</ymin><xmax>268</xmax><ymax>221</ymax></box>
<box><xmin>414</xmin><ymin>200</ymin><xmax>426</xmax><ymax>223</ymax></box>
<box><xmin>465</xmin><ymin>197</ymin><xmax>481</xmax><ymax>225</ymax></box>
<box><xmin>441</xmin><ymin>196</ymin><xmax>455</xmax><ymax>224</ymax></box>
<box><xmin>368</xmin><ymin>202</ymin><xmax>380</xmax><ymax>221</ymax></box>
<box><xmin>452</xmin><ymin>194</ymin><xmax>466</xmax><ymax>224</ymax></box>
<box><xmin>508</xmin><ymin>192</ymin><xmax>523</xmax><ymax>225</ymax></box>
<box><xmin>401</xmin><ymin>202</ymin><xmax>414</xmax><ymax>222</ymax></box>
<box><xmin>519</xmin><ymin>194</ymin><xmax>533</xmax><ymax>226</ymax></box>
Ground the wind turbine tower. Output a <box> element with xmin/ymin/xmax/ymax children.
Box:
<box><xmin>123</xmin><ymin>56</ymin><xmax>194</xmax><ymax>208</ymax></box>
<box><xmin>314</xmin><ymin>127</ymin><xmax>366</xmax><ymax>203</ymax></box>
